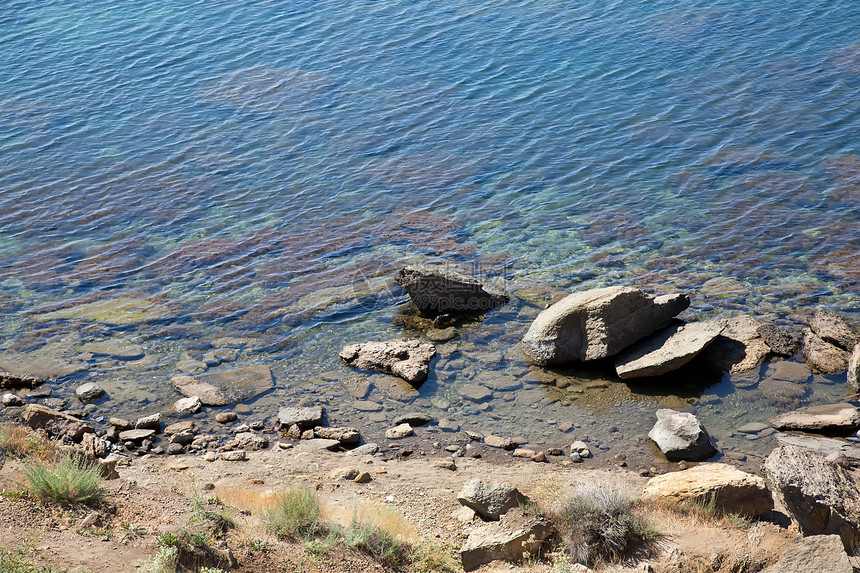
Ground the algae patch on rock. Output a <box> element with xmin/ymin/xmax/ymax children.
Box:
<box><xmin>38</xmin><ymin>297</ymin><xmax>174</xmax><ymax>325</ymax></box>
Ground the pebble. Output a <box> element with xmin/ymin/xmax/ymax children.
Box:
<box><xmin>135</xmin><ymin>413</ymin><xmax>161</xmax><ymax>432</ymax></box>
<box><xmin>204</xmin><ymin>452</ymin><xmax>218</xmax><ymax>462</ymax></box>
<box><xmin>220</xmin><ymin>449</ymin><xmax>247</xmax><ymax>461</ymax></box>
<box><xmin>512</xmin><ymin>448</ymin><xmax>536</xmax><ymax>458</ymax></box>
<box><xmin>432</xmin><ymin>459</ymin><xmax>457</xmax><ymax>471</ymax></box>
<box><xmin>75</xmin><ymin>383</ymin><xmax>105</xmax><ymax>403</ymax></box>
<box><xmin>174</xmin><ymin>396</ymin><xmax>202</xmax><ymax>415</ymax></box>
<box><xmin>570</xmin><ymin>452</ymin><xmax>583</xmax><ymax>463</ymax></box>
<box><xmin>330</xmin><ymin>467</ymin><xmax>359</xmax><ymax>480</ymax></box>
<box><xmin>546</xmin><ymin>447</ymin><xmax>564</xmax><ymax>456</ymax></box>
<box><xmin>385</xmin><ymin>423</ymin><xmax>414</xmax><ymax>439</ymax></box>
<box><xmin>353</xmin><ymin>472</ymin><xmax>372</xmax><ymax>483</ymax></box>
<box><xmin>215</xmin><ymin>412</ymin><xmax>238</xmax><ymax>424</ymax></box>
<box><xmin>532</xmin><ymin>451</ymin><xmax>547</xmax><ymax>463</ymax></box>
<box><xmin>166</xmin><ymin>443</ymin><xmax>185</xmax><ymax>455</ymax></box>
<box><xmin>1</xmin><ymin>393</ymin><xmax>22</xmax><ymax>407</ymax></box>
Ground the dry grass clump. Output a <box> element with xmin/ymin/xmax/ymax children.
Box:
<box><xmin>21</xmin><ymin>454</ymin><xmax>102</xmax><ymax>505</ymax></box>
<box><xmin>0</xmin><ymin>423</ymin><xmax>58</xmax><ymax>461</ymax></box>
<box><xmin>551</xmin><ymin>483</ymin><xmax>658</xmax><ymax>568</ymax></box>
<box><xmin>263</xmin><ymin>486</ymin><xmax>325</xmax><ymax>540</ymax></box>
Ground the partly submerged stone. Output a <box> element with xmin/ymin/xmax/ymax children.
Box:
<box><xmin>172</xmin><ymin>365</ymin><xmax>273</xmax><ymax>406</ymax></box>
<box><xmin>848</xmin><ymin>343</ymin><xmax>860</xmax><ymax>394</ymax></box>
<box><xmin>642</xmin><ymin>463</ymin><xmax>773</xmax><ymax>517</ymax></box>
<box><xmin>0</xmin><ymin>353</ymin><xmax>88</xmax><ymax>389</ymax></box>
<box><xmin>79</xmin><ymin>339</ymin><xmax>145</xmax><ymax>361</ymax></box>
<box><xmin>757</xmin><ymin>323</ymin><xmax>801</xmax><ymax>357</ymax></box>
<box><xmin>699</xmin><ymin>315</ymin><xmax>771</xmax><ymax>373</ymax></box>
<box><xmin>648</xmin><ymin>409</ymin><xmax>718</xmax><ymax>461</ymax></box>
<box><xmin>276</xmin><ymin>406</ymin><xmax>324</xmax><ymax>429</ymax></box>
<box><xmin>769</xmin><ymin>403</ymin><xmax>860</xmax><ymax>435</ymax></box>
<box><xmin>75</xmin><ymin>382</ymin><xmax>105</xmax><ymax>403</ymax></box>
<box><xmin>522</xmin><ymin>286</ymin><xmax>690</xmax><ymax>365</ymax></box>
<box><xmin>339</xmin><ymin>339</ymin><xmax>436</xmax><ymax>384</ymax></box>
<box><xmin>809</xmin><ymin>311</ymin><xmax>860</xmax><ymax>351</ymax></box>
<box><xmin>765</xmin><ymin>444</ymin><xmax>860</xmax><ymax>550</ymax></box>
<box><xmin>803</xmin><ymin>329</ymin><xmax>850</xmax><ymax>374</ymax></box>
<box><xmin>38</xmin><ymin>296</ymin><xmax>174</xmax><ymax>325</ymax></box>
<box><xmin>615</xmin><ymin>319</ymin><xmax>725</xmax><ymax>379</ymax></box>
<box><xmin>394</xmin><ymin>264</ymin><xmax>509</xmax><ymax>314</ymax></box>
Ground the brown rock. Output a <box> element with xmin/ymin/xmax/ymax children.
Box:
<box><xmin>803</xmin><ymin>330</ymin><xmax>850</xmax><ymax>374</ymax></box>
<box><xmin>385</xmin><ymin>423</ymin><xmax>414</xmax><ymax>439</ymax></box>
<box><xmin>809</xmin><ymin>311</ymin><xmax>860</xmax><ymax>351</ymax></box>
<box><xmin>760</xmin><ymin>535</ymin><xmax>851</xmax><ymax>573</ymax></box>
<box><xmin>314</xmin><ymin>426</ymin><xmax>361</xmax><ymax>445</ymax></box>
<box><xmin>460</xmin><ymin>508</ymin><xmax>554</xmax><ymax>571</ymax></box>
<box><xmin>700</xmin><ymin>315</ymin><xmax>771</xmax><ymax>373</ymax></box>
<box><xmin>215</xmin><ymin>412</ymin><xmax>238</xmax><ymax>424</ymax></box>
<box><xmin>770</xmin><ymin>403</ymin><xmax>860</xmax><ymax>434</ymax></box>
<box><xmin>22</xmin><ymin>404</ymin><xmax>94</xmax><ymax>441</ymax></box>
<box><xmin>394</xmin><ymin>264</ymin><xmax>509</xmax><ymax>314</ymax></box>
<box><xmin>642</xmin><ymin>463</ymin><xmax>773</xmax><ymax>517</ymax></box>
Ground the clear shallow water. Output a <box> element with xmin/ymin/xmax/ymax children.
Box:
<box><xmin>1</xmin><ymin>0</ymin><xmax>858</xmax><ymax>468</ymax></box>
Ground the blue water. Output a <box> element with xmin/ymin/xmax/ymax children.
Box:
<box><xmin>0</xmin><ymin>0</ymin><xmax>858</xmax><ymax>466</ymax></box>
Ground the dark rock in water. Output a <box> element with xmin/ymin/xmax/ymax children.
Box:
<box><xmin>648</xmin><ymin>409</ymin><xmax>718</xmax><ymax>461</ymax></box>
<box><xmin>700</xmin><ymin>315</ymin><xmax>771</xmax><ymax>373</ymax></box>
<box><xmin>75</xmin><ymin>382</ymin><xmax>105</xmax><ymax>403</ymax></box>
<box><xmin>522</xmin><ymin>286</ymin><xmax>690</xmax><ymax>365</ymax></box>
<box><xmin>394</xmin><ymin>264</ymin><xmax>509</xmax><ymax>315</ymax></box>
<box><xmin>340</xmin><ymin>339</ymin><xmax>436</xmax><ymax>384</ymax></box>
<box><xmin>614</xmin><ymin>319</ymin><xmax>725</xmax><ymax>378</ymax></box>
<box><xmin>1</xmin><ymin>393</ymin><xmax>22</xmax><ymax>407</ymax></box>
<box><xmin>172</xmin><ymin>365</ymin><xmax>274</xmax><ymax>406</ymax></box>
<box><xmin>765</xmin><ymin>444</ymin><xmax>860</xmax><ymax>551</ymax></box>
<box><xmin>757</xmin><ymin>323</ymin><xmax>801</xmax><ymax>357</ymax></box>
<box><xmin>277</xmin><ymin>406</ymin><xmax>323</xmax><ymax>429</ymax></box>
<box><xmin>770</xmin><ymin>403</ymin><xmax>860</xmax><ymax>435</ymax></box>
<box><xmin>760</xmin><ymin>535</ymin><xmax>851</xmax><ymax>573</ymax></box>
<box><xmin>803</xmin><ymin>329</ymin><xmax>850</xmax><ymax>374</ymax></box>
<box><xmin>22</xmin><ymin>404</ymin><xmax>94</xmax><ymax>441</ymax></box>
<box><xmin>393</xmin><ymin>412</ymin><xmax>434</xmax><ymax>426</ymax></box>
<box><xmin>809</xmin><ymin>311</ymin><xmax>860</xmax><ymax>351</ymax></box>
<box><xmin>0</xmin><ymin>352</ymin><xmax>88</xmax><ymax>388</ymax></box>
<box><xmin>0</xmin><ymin>369</ymin><xmax>45</xmax><ymax>390</ymax></box>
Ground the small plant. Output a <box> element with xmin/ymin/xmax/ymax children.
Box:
<box><xmin>264</xmin><ymin>487</ymin><xmax>324</xmax><ymax>540</ymax></box>
<box><xmin>410</xmin><ymin>538</ymin><xmax>460</xmax><ymax>573</ymax></box>
<box><xmin>122</xmin><ymin>521</ymin><xmax>147</xmax><ymax>540</ymax></box>
<box><xmin>199</xmin><ymin>568</ymin><xmax>225</xmax><ymax>573</ymax></box>
<box><xmin>551</xmin><ymin>484</ymin><xmax>658</xmax><ymax>567</ymax></box>
<box><xmin>249</xmin><ymin>539</ymin><xmax>269</xmax><ymax>553</ymax></box>
<box><xmin>21</xmin><ymin>454</ymin><xmax>103</xmax><ymax>505</ymax></box>
<box><xmin>157</xmin><ymin>532</ymin><xmax>179</xmax><ymax>548</ymax></box>
<box><xmin>343</xmin><ymin>510</ymin><xmax>411</xmax><ymax>568</ymax></box>
<box><xmin>137</xmin><ymin>545</ymin><xmax>178</xmax><ymax>573</ymax></box>
<box><xmin>0</xmin><ymin>423</ymin><xmax>57</xmax><ymax>461</ymax></box>
<box><xmin>0</xmin><ymin>538</ymin><xmax>66</xmax><ymax>573</ymax></box>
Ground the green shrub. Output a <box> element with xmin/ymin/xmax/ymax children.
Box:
<box><xmin>137</xmin><ymin>546</ymin><xmax>178</xmax><ymax>573</ymax></box>
<box><xmin>264</xmin><ymin>487</ymin><xmax>324</xmax><ymax>540</ymax></box>
<box><xmin>21</xmin><ymin>454</ymin><xmax>102</xmax><ymax>505</ymax></box>
<box><xmin>552</xmin><ymin>484</ymin><xmax>658</xmax><ymax>567</ymax></box>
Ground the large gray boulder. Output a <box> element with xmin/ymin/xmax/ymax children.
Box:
<box><xmin>648</xmin><ymin>409</ymin><xmax>718</xmax><ymax>461</ymax></box>
<box><xmin>522</xmin><ymin>286</ymin><xmax>690</xmax><ymax>365</ymax></box>
<box><xmin>339</xmin><ymin>339</ymin><xmax>436</xmax><ymax>384</ymax></box>
<box><xmin>457</xmin><ymin>480</ymin><xmax>529</xmax><ymax>521</ymax></box>
<box><xmin>765</xmin><ymin>444</ymin><xmax>860</xmax><ymax>551</ymax></box>
<box><xmin>614</xmin><ymin>319</ymin><xmax>725</xmax><ymax>379</ymax></box>
<box><xmin>460</xmin><ymin>508</ymin><xmax>554</xmax><ymax>572</ymax></box>
<box><xmin>770</xmin><ymin>403</ymin><xmax>860</xmax><ymax>435</ymax></box>
<box><xmin>395</xmin><ymin>264</ymin><xmax>509</xmax><ymax>314</ymax></box>
<box><xmin>760</xmin><ymin>535</ymin><xmax>851</xmax><ymax>573</ymax></box>
<box><xmin>172</xmin><ymin>365</ymin><xmax>273</xmax><ymax>406</ymax></box>
<box><xmin>774</xmin><ymin>433</ymin><xmax>860</xmax><ymax>466</ymax></box>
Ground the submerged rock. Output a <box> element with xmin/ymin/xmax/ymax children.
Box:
<box><xmin>75</xmin><ymin>382</ymin><xmax>105</xmax><ymax>403</ymax></box>
<box><xmin>648</xmin><ymin>409</ymin><xmax>717</xmax><ymax>461</ymax></box>
<box><xmin>615</xmin><ymin>319</ymin><xmax>725</xmax><ymax>378</ymax></box>
<box><xmin>394</xmin><ymin>264</ymin><xmax>509</xmax><ymax>315</ymax></box>
<box><xmin>339</xmin><ymin>339</ymin><xmax>436</xmax><ymax>384</ymax></box>
<box><xmin>642</xmin><ymin>463</ymin><xmax>773</xmax><ymax>517</ymax></box>
<box><xmin>79</xmin><ymin>339</ymin><xmax>145</xmax><ymax>361</ymax></box>
<box><xmin>765</xmin><ymin>445</ymin><xmax>860</xmax><ymax>550</ymax></box>
<box><xmin>770</xmin><ymin>403</ymin><xmax>860</xmax><ymax>435</ymax></box>
<box><xmin>522</xmin><ymin>286</ymin><xmax>690</xmax><ymax>365</ymax></box>
<box><xmin>172</xmin><ymin>365</ymin><xmax>274</xmax><ymax>406</ymax></box>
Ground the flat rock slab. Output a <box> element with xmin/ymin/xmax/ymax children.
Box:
<box><xmin>339</xmin><ymin>339</ymin><xmax>436</xmax><ymax>384</ymax></box>
<box><xmin>313</xmin><ymin>426</ymin><xmax>360</xmax><ymax>445</ymax></box>
<box><xmin>395</xmin><ymin>264</ymin><xmax>509</xmax><ymax>314</ymax></box>
<box><xmin>648</xmin><ymin>408</ymin><xmax>718</xmax><ymax>461</ymax></box>
<box><xmin>615</xmin><ymin>319</ymin><xmax>725</xmax><ymax>378</ymax></box>
<box><xmin>37</xmin><ymin>296</ymin><xmax>174</xmax><ymax>325</ymax></box>
<box><xmin>770</xmin><ymin>403</ymin><xmax>860</xmax><ymax>434</ymax></box>
<box><xmin>393</xmin><ymin>412</ymin><xmax>434</xmax><ymax>426</ymax></box>
<box><xmin>118</xmin><ymin>429</ymin><xmax>156</xmax><ymax>442</ymax></box>
<box><xmin>642</xmin><ymin>463</ymin><xmax>773</xmax><ymax>517</ymax></box>
<box><xmin>761</xmin><ymin>535</ymin><xmax>851</xmax><ymax>573</ymax></box>
<box><xmin>172</xmin><ymin>365</ymin><xmax>273</xmax><ymax>406</ymax></box>
<box><xmin>79</xmin><ymin>340</ymin><xmax>145</xmax><ymax>360</ymax></box>
<box><xmin>0</xmin><ymin>354</ymin><xmax>88</xmax><ymax>388</ymax></box>
<box><xmin>277</xmin><ymin>406</ymin><xmax>324</xmax><ymax>429</ymax></box>
<box><xmin>522</xmin><ymin>286</ymin><xmax>690</xmax><ymax>365</ymax></box>
<box><xmin>774</xmin><ymin>433</ymin><xmax>860</xmax><ymax>466</ymax></box>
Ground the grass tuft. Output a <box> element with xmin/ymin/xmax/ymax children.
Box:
<box><xmin>263</xmin><ymin>486</ymin><xmax>324</xmax><ymax>540</ymax></box>
<box><xmin>21</xmin><ymin>454</ymin><xmax>102</xmax><ymax>505</ymax></box>
<box><xmin>343</xmin><ymin>511</ymin><xmax>410</xmax><ymax>568</ymax></box>
<box><xmin>551</xmin><ymin>483</ymin><xmax>658</xmax><ymax>567</ymax></box>
<box><xmin>137</xmin><ymin>546</ymin><xmax>178</xmax><ymax>573</ymax></box>
<box><xmin>0</xmin><ymin>423</ymin><xmax>58</xmax><ymax>461</ymax></box>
